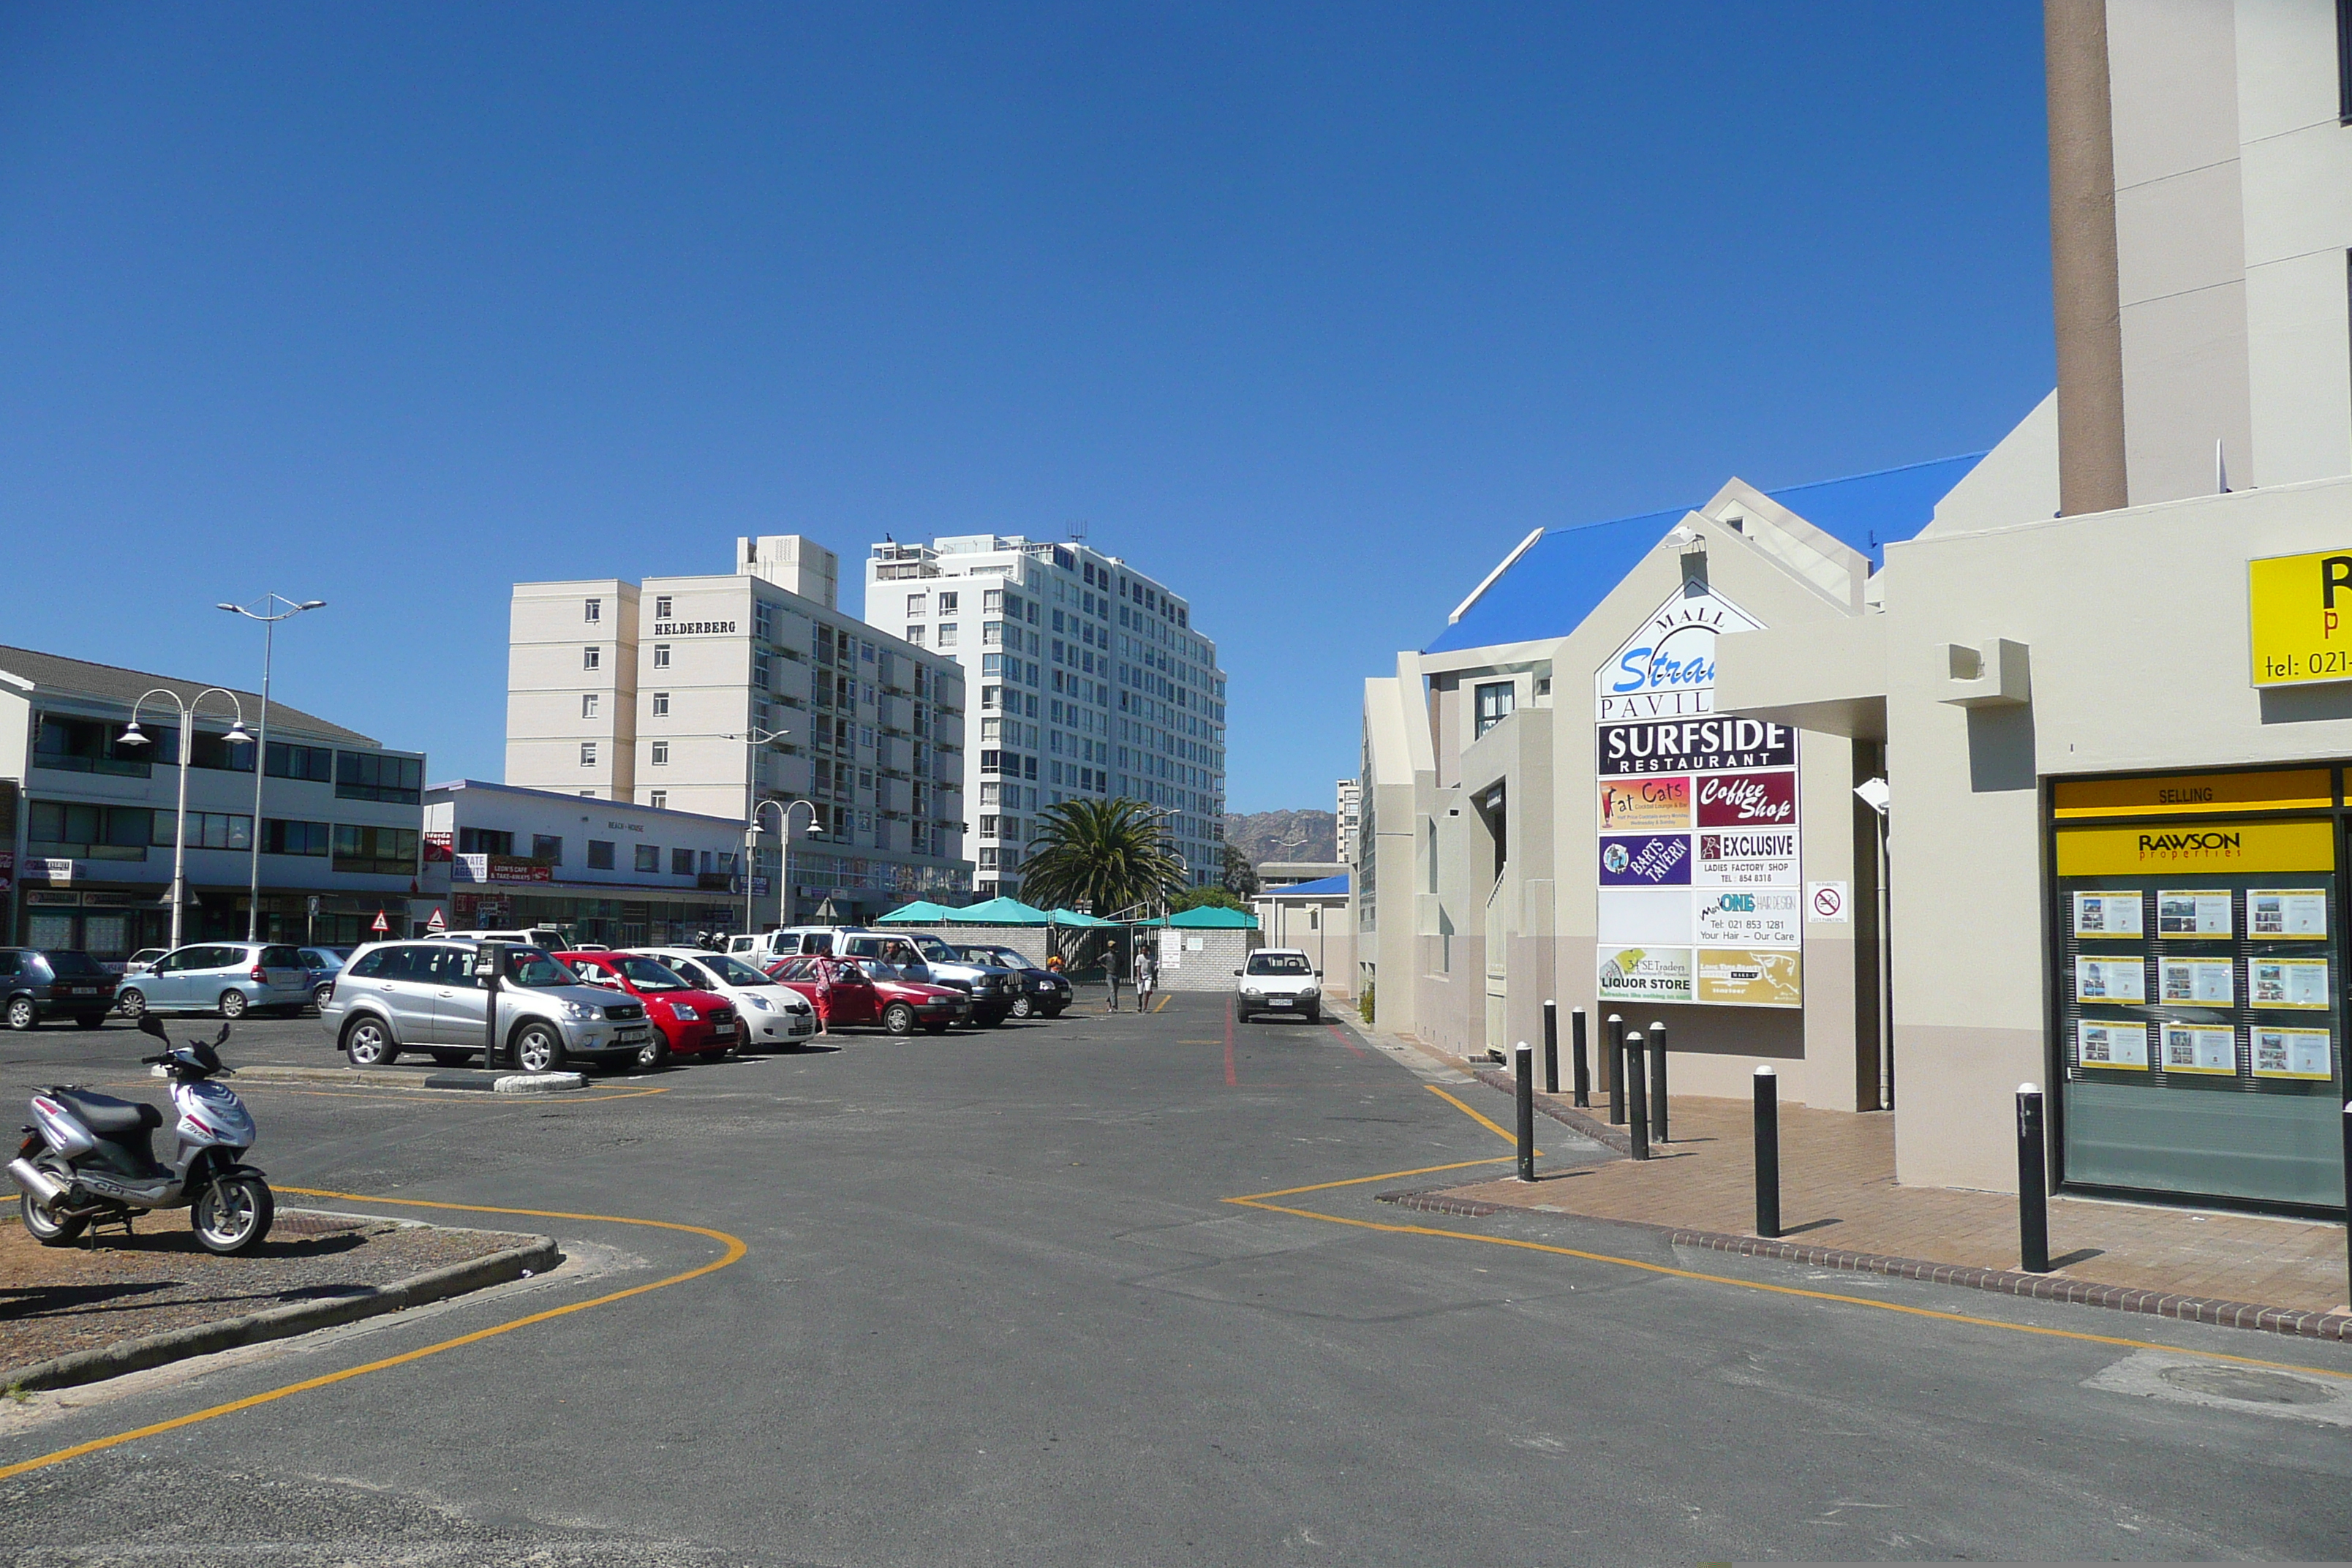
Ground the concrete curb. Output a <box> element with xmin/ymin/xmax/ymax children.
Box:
<box><xmin>1467</xmin><ymin>1064</ymin><xmax>1632</xmax><ymax>1154</ymax></box>
<box><xmin>1</xmin><ymin>1233</ymin><xmax>562</xmax><ymax>1392</ymax></box>
<box><xmin>235</xmin><ymin>1066</ymin><xmax>586</xmax><ymax>1093</ymax></box>
<box><xmin>1370</xmin><ymin>1186</ymin><xmax>2352</xmax><ymax>1344</ymax></box>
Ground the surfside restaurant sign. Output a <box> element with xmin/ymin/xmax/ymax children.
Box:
<box><xmin>1593</xmin><ymin>584</ymin><xmax>1803</xmax><ymax>1009</ymax></box>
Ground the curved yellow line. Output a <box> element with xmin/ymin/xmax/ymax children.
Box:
<box><xmin>0</xmin><ymin>1190</ymin><xmax>747</xmax><ymax>1483</ymax></box>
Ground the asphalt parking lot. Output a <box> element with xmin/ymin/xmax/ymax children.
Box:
<box><xmin>2</xmin><ymin>996</ymin><xmax>2348</xmax><ymax>1566</ymax></box>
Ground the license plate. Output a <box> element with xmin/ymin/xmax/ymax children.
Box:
<box><xmin>1268</xmin><ymin>998</ymin><xmax>1293</xmax><ymax>1007</ymax></box>
<box><xmin>616</xmin><ymin>1028</ymin><xmax>650</xmax><ymax>1045</ymax></box>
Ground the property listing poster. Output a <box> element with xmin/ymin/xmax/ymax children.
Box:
<box><xmin>1592</xmin><ymin>584</ymin><xmax>1801</xmax><ymax>1009</ymax></box>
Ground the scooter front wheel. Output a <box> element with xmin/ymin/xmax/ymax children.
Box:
<box><xmin>19</xmin><ymin>1183</ymin><xmax>88</xmax><ymax>1247</ymax></box>
<box><xmin>192</xmin><ymin>1174</ymin><xmax>274</xmax><ymax>1255</ymax></box>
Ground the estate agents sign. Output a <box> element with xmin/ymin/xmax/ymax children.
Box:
<box><xmin>2249</xmin><ymin>549</ymin><xmax>2352</xmax><ymax>687</ymax></box>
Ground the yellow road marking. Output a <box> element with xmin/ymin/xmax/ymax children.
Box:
<box><xmin>1219</xmin><ymin>1085</ymin><xmax>2352</xmax><ymax>1382</ymax></box>
<box><xmin>1152</xmin><ymin>992</ymin><xmax>1170</xmax><ymax>1013</ymax></box>
<box><xmin>0</xmin><ymin>1191</ymin><xmax>747</xmax><ymax>1483</ymax></box>
<box><xmin>1424</xmin><ymin>1084</ymin><xmax>1529</xmax><ymax>1150</ymax></box>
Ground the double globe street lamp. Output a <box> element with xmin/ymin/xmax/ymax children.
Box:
<box><xmin>218</xmin><ymin>595</ymin><xmax>327</xmax><ymax>942</ymax></box>
<box><xmin>118</xmin><ymin>688</ymin><xmax>249</xmax><ymax>951</ymax></box>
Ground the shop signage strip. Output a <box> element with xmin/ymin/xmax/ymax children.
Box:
<box><xmin>2248</xmin><ymin>549</ymin><xmax>2352</xmax><ymax>687</ymax></box>
<box><xmin>2051</xmin><ymin>769</ymin><xmax>2332</xmax><ymax>820</ymax></box>
<box><xmin>2054</xmin><ymin>820</ymin><xmax>2335</xmax><ymax>878</ymax></box>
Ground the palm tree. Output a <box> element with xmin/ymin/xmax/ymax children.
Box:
<box><xmin>1020</xmin><ymin>798</ymin><xmax>1186</xmax><ymax>919</ymax></box>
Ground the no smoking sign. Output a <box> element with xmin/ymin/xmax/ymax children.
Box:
<box><xmin>1806</xmin><ymin>881</ymin><xmax>1850</xmax><ymax>922</ymax></box>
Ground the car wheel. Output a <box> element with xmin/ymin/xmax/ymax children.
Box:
<box><xmin>1303</xmin><ymin>1006</ymin><xmax>1321</xmax><ymax>1025</ymax></box>
<box><xmin>313</xmin><ymin>982</ymin><xmax>334</xmax><ymax>1010</ymax></box>
<box><xmin>516</xmin><ymin>1025</ymin><xmax>566</xmax><ymax>1074</ymax></box>
<box><xmin>429</xmin><ymin>1049</ymin><xmax>472</xmax><ymax>1066</ymax></box>
<box><xmin>634</xmin><ymin>1033</ymin><xmax>671</xmax><ymax>1071</ymax></box>
<box><xmin>343</xmin><ymin>1016</ymin><xmax>399</xmax><ymax>1067</ymax></box>
<box><xmin>883</xmin><ymin>1002</ymin><xmax>916</xmax><ymax>1035</ymax></box>
<box><xmin>1235</xmin><ymin>1008</ymin><xmax>1251</xmax><ymax>1024</ymax></box>
<box><xmin>1009</xmin><ymin>994</ymin><xmax>1034</xmax><ymax>1019</ymax></box>
<box><xmin>116</xmin><ymin>987</ymin><xmax>147</xmax><ymax>1019</ymax></box>
<box><xmin>217</xmin><ymin>990</ymin><xmax>249</xmax><ymax>1020</ymax></box>
<box><xmin>74</xmin><ymin>1014</ymin><xmax>105</xmax><ymax>1030</ymax></box>
<box><xmin>3</xmin><ymin>996</ymin><xmax>36</xmax><ymax>1031</ymax></box>
<box><xmin>191</xmin><ymin>1172</ymin><xmax>274</xmax><ymax>1255</ymax></box>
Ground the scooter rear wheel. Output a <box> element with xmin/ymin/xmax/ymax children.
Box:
<box><xmin>192</xmin><ymin>1174</ymin><xmax>274</xmax><ymax>1255</ymax></box>
<box><xmin>19</xmin><ymin>1184</ymin><xmax>88</xmax><ymax>1246</ymax></box>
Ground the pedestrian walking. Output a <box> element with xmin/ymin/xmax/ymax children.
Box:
<box><xmin>1132</xmin><ymin>941</ymin><xmax>1156</xmax><ymax>1010</ymax></box>
<box><xmin>1107</xmin><ymin>942</ymin><xmax>1123</xmax><ymax>1012</ymax></box>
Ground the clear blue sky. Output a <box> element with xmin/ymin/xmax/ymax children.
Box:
<box><xmin>0</xmin><ymin>4</ymin><xmax>2053</xmax><ymax>814</ymax></box>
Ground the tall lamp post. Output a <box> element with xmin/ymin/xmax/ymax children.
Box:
<box><xmin>748</xmin><ymin>798</ymin><xmax>820</xmax><ymax>935</ymax></box>
<box><xmin>219</xmin><ymin>595</ymin><xmax>327</xmax><ymax>941</ymax></box>
<box><xmin>118</xmin><ymin>688</ymin><xmax>249</xmax><ymax>951</ymax></box>
<box><xmin>723</xmin><ymin>725</ymin><xmax>792</xmax><ymax>938</ymax></box>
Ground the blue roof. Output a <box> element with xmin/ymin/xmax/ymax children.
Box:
<box><xmin>1263</xmin><ymin>873</ymin><xmax>1349</xmax><ymax>897</ymax></box>
<box><xmin>1424</xmin><ymin>453</ymin><xmax>1983</xmax><ymax>656</ymax></box>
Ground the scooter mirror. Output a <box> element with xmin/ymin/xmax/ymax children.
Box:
<box><xmin>138</xmin><ymin>1013</ymin><xmax>168</xmax><ymax>1042</ymax></box>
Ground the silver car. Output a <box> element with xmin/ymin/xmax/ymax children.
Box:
<box><xmin>116</xmin><ymin>943</ymin><xmax>311</xmax><ymax>1020</ymax></box>
<box><xmin>320</xmin><ymin>939</ymin><xmax>652</xmax><ymax>1073</ymax></box>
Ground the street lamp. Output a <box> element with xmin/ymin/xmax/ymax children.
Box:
<box><xmin>748</xmin><ymin>797</ymin><xmax>821</xmax><ymax>935</ymax></box>
<box><xmin>723</xmin><ymin>725</ymin><xmax>792</xmax><ymax>938</ymax></box>
<box><xmin>219</xmin><ymin>595</ymin><xmax>327</xmax><ymax>942</ymax></box>
<box><xmin>119</xmin><ymin>688</ymin><xmax>249</xmax><ymax>951</ymax></box>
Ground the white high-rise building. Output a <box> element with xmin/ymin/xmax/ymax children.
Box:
<box><xmin>1335</xmin><ymin>778</ymin><xmax>1362</xmax><ymax>864</ymax></box>
<box><xmin>862</xmin><ymin>535</ymin><xmax>1227</xmax><ymax>900</ymax></box>
<box><xmin>506</xmin><ymin>536</ymin><xmax>970</xmax><ymax>927</ymax></box>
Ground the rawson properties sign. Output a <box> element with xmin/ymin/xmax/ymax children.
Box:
<box><xmin>2249</xmin><ymin>549</ymin><xmax>2352</xmax><ymax>687</ymax></box>
<box><xmin>1593</xmin><ymin>584</ymin><xmax>1802</xmax><ymax>1009</ymax></box>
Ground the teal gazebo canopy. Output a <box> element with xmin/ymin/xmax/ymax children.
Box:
<box><xmin>942</xmin><ymin>896</ymin><xmax>1052</xmax><ymax>926</ymax></box>
<box><xmin>875</xmin><ymin>900</ymin><xmax>954</xmax><ymax>925</ymax></box>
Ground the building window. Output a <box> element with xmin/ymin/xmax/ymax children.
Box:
<box><xmin>582</xmin><ymin>693</ymin><xmax>600</xmax><ymax>719</ymax></box>
<box><xmin>331</xmin><ymin>823</ymin><xmax>418</xmax><ymax>875</ymax></box>
<box><xmin>581</xmin><ymin>742</ymin><xmax>598</xmax><ymax>766</ymax></box>
<box><xmin>651</xmin><ymin>741</ymin><xmax>669</xmax><ymax>765</ymax></box>
<box><xmin>648</xmin><ymin>790</ymin><xmax>667</xmax><ymax>810</ymax></box>
<box><xmin>906</xmin><ymin>593</ymin><xmax>928</xmax><ymax>617</ymax></box>
<box><xmin>29</xmin><ymin>801</ymin><xmax>154</xmax><ymax>859</ymax></box>
<box><xmin>666</xmin><ymin>846</ymin><xmax>690</xmax><ymax>874</ymax></box>
<box><xmin>587</xmin><ymin>840</ymin><xmax>617</xmax><ymax>870</ymax></box>
<box><xmin>932</xmin><ymin>623</ymin><xmax>956</xmax><ymax>648</ymax></box>
<box><xmin>456</xmin><ymin>827</ymin><xmax>515</xmax><ymax>856</ymax></box>
<box><xmin>938</xmin><ymin>590</ymin><xmax>959</xmax><ymax>613</ymax></box>
<box><xmin>532</xmin><ymin>834</ymin><xmax>563</xmax><ymax>864</ymax></box>
<box><xmin>982</xmin><ymin>622</ymin><xmax>1003</xmax><ymax>647</ymax></box>
<box><xmin>755</xmin><ymin>600</ymin><xmax>774</xmax><ymax>642</ymax></box>
<box><xmin>262</xmin><ymin>818</ymin><xmax>331</xmax><ymax>856</ymax></box>
<box><xmin>652</xmin><ymin>644</ymin><xmax>671</xmax><ymax>668</ymax></box>
<box><xmin>583</xmin><ymin>646</ymin><xmax>600</xmax><ymax>670</ymax></box>
<box><xmin>264</xmin><ymin>742</ymin><xmax>334</xmax><ymax>782</ymax></box>
<box><xmin>905</xmin><ymin>625</ymin><xmax>925</xmax><ymax>647</ymax></box>
<box><xmin>655</xmin><ymin>594</ymin><xmax>674</xmax><ymax>620</ymax></box>
<box><xmin>334</xmin><ymin>752</ymin><xmax>423</xmax><ymax>804</ymax></box>
<box><xmin>635</xmin><ymin>843</ymin><xmax>661</xmax><ymax>873</ymax></box>
<box><xmin>981</xmin><ymin>717</ymin><xmax>1000</xmax><ymax>743</ymax></box>
<box><xmin>754</xmin><ymin>652</ymin><xmax>773</xmax><ymax>690</ymax></box>
<box><xmin>584</xmin><ymin>598</ymin><xmax>601</xmax><ymax>623</ymax></box>
<box><xmin>652</xmin><ymin>691</ymin><xmax>670</xmax><ymax>717</ymax></box>
<box><xmin>1474</xmin><ymin>681</ymin><xmax>1515</xmax><ymax>738</ymax></box>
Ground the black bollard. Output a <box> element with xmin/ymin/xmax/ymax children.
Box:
<box><xmin>1541</xmin><ymin>1001</ymin><xmax>1560</xmax><ymax>1096</ymax></box>
<box><xmin>1624</xmin><ymin>1031</ymin><xmax>1650</xmax><ymax>1160</ymax></box>
<box><xmin>2016</xmin><ymin>1083</ymin><xmax>2050</xmax><ymax>1273</ymax></box>
<box><xmin>479</xmin><ymin>942</ymin><xmax>510</xmax><ymax>1069</ymax></box>
<box><xmin>1514</xmin><ymin>1041</ymin><xmax>1536</xmax><ymax>1183</ymax></box>
<box><xmin>2340</xmin><ymin>1098</ymin><xmax>2351</xmax><ymax>1311</ymax></box>
<box><xmin>1570</xmin><ymin>1008</ymin><xmax>1591</xmax><ymax>1109</ymax></box>
<box><xmin>1648</xmin><ymin>1019</ymin><xmax>1670</xmax><ymax>1143</ymax></box>
<box><xmin>1754</xmin><ymin>1066</ymin><xmax>1780</xmax><ymax>1238</ymax></box>
<box><xmin>1606</xmin><ymin>1014</ymin><xmax>1626</xmax><ymax>1124</ymax></box>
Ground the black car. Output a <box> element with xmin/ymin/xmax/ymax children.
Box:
<box><xmin>954</xmin><ymin>944</ymin><xmax>1071</xmax><ymax>1019</ymax></box>
<box><xmin>0</xmin><ymin>949</ymin><xmax>120</xmax><ymax>1030</ymax></box>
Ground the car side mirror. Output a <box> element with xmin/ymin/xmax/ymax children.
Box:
<box><xmin>1313</xmin><ymin>970</ymin><xmax>1322</xmax><ymax>978</ymax></box>
<box><xmin>1232</xmin><ymin>968</ymin><xmax>1242</xmax><ymax>976</ymax></box>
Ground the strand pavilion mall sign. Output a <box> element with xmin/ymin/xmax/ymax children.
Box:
<box><xmin>1594</xmin><ymin>585</ymin><xmax>1803</xmax><ymax>1009</ymax></box>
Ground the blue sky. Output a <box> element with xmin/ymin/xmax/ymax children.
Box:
<box><xmin>0</xmin><ymin>4</ymin><xmax>2053</xmax><ymax>813</ymax></box>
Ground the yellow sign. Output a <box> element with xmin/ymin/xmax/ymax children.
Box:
<box><xmin>2249</xmin><ymin>549</ymin><xmax>2352</xmax><ymax>685</ymax></box>
<box><xmin>2055</xmin><ymin>819</ymin><xmax>2335</xmax><ymax>877</ymax></box>
<box><xmin>1695</xmin><ymin>948</ymin><xmax>1801</xmax><ymax>1008</ymax></box>
<box><xmin>2051</xmin><ymin>769</ymin><xmax>2332</xmax><ymax>818</ymax></box>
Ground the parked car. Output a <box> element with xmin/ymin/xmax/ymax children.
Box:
<box><xmin>295</xmin><ymin>946</ymin><xmax>348</xmax><ymax>1010</ymax></box>
<box><xmin>628</xmin><ymin>948</ymin><xmax>821</xmax><ymax>1050</ymax></box>
<box><xmin>557</xmin><ymin>951</ymin><xmax>739</xmax><ymax>1068</ymax></box>
<box><xmin>951</xmin><ymin>943</ymin><xmax>1071</xmax><ymax>1019</ymax></box>
<box><xmin>428</xmin><ymin>927</ymin><xmax>576</xmax><ymax>951</ymax></box>
<box><xmin>765</xmin><ymin>954</ymin><xmax>973</xmax><ymax>1035</ymax></box>
<box><xmin>116</xmin><ymin>943</ymin><xmax>311</xmax><ymax>1020</ymax></box>
<box><xmin>738</xmin><ymin>927</ymin><xmax>1019</xmax><ymax>1025</ymax></box>
<box><xmin>322</xmin><ymin>939</ymin><xmax>652</xmax><ymax>1072</ymax></box>
<box><xmin>0</xmin><ymin>949</ymin><xmax>120</xmax><ymax>1030</ymax></box>
<box><xmin>122</xmin><ymin>948</ymin><xmax>169</xmax><ymax>978</ymax></box>
<box><xmin>1235</xmin><ymin>947</ymin><xmax>1323</xmax><ymax>1024</ymax></box>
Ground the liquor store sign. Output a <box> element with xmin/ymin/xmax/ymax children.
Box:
<box><xmin>2249</xmin><ymin>549</ymin><xmax>2352</xmax><ymax>687</ymax></box>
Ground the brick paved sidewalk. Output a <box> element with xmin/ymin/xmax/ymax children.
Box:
<box><xmin>1428</xmin><ymin>1085</ymin><xmax>2352</xmax><ymax>1317</ymax></box>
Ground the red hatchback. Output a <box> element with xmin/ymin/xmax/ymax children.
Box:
<box><xmin>765</xmin><ymin>955</ymin><xmax>972</xmax><ymax>1036</ymax></box>
<box><xmin>557</xmin><ymin>951</ymin><xmax>738</xmax><ymax>1068</ymax></box>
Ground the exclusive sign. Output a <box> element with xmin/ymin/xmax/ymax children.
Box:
<box><xmin>2249</xmin><ymin>549</ymin><xmax>2352</xmax><ymax>686</ymax></box>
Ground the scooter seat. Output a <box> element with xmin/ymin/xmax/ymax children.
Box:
<box><xmin>47</xmin><ymin>1089</ymin><xmax>163</xmax><ymax>1137</ymax></box>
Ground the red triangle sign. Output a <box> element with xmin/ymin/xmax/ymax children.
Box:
<box><xmin>426</xmin><ymin>907</ymin><xmax>447</xmax><ymax>932</ymax></box>
<box><xmin>371</xmin><ymin>911</ymin><xmax>390</xmax><ymax>934</ymax></box>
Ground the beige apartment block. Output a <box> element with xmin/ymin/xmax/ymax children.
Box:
<box><xmin>506</xmin><ymin>579</ymin><xmax>638</xmax><ymax>803</ymax></box>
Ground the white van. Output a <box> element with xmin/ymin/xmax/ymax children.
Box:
<box><xmin>427</xmin><ymin>928</ymin><xmax>592</xmax><ymax>952</ymax></box>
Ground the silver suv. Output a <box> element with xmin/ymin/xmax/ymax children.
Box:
<box><xmin>321</xmin><ymin>940</ymin><xmax>652</xmax><ymax>1073</ymax></box>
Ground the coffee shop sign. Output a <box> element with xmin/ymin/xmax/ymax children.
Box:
<box><xmin>1594</xmin><ymin>587</ymin><xmax>1763</xmax><ymax>722</ymax></box>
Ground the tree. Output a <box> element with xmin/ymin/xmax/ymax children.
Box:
<box><xmin>1169</xmin><ymin>886</ymin><xmax>1247</xmax><ymax>914</ymax></box>
<box><xmin>1020</xmin><ymin>798</ymin><xmax>1186</xmax><ymax>918</ymax></box>
<box><xmin>1220</xmin><ymin>841</ymin><xmax>1259</xmax><ymax>897</ymax></box>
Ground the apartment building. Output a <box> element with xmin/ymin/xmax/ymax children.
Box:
<box><xmin>506</xmin><ymin>537</ymin><xmax>970</xmax><ymax>927</ymax></box>
<box><xmin>862</xmin><ymin>535</ymin><xmax>1228</xmax><ymax>900</ymax></box>
<box><xmin>1335</xmin><ymin>778</ymin><xmax>1362</xmax><ymax>863</ymax></box>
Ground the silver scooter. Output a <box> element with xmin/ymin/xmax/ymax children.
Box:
<box><xmin>9</xmin><ymin>1014</ymin><xmax>274</xmax><ymax>1254</ymax></box>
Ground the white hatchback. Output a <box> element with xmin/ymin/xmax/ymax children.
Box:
<box><xmin>629</xmin><ymin>948</ymin><xmax>822</xmax><ymax>1048</ymax></box>
<box><xmin>1235</xmin><ymin>948</ymin><xmax>1324</xmax><ymax>1024</ymax></box>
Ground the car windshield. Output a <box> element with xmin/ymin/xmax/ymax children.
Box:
<box><xmin>614</xmin><ymin>957</ymin><xmax>689</xmax><ymax>990</ymax></box>
<box><xmin>1246</xmin><ymin>953</ymin><xmax>1313</xmax><ymax>976</ymax></box>
<box><xmin>505</xmin><ymin>949</ymin><xmax>577</xmax><ymax>987</ymax></box>
<box><xmin>853</xmin><ymin>958</ymin><xmax>904</xmax><ymax>981</ymax></box>
<box><xmin>968</xmin><ymin>947</ymin><xmax>1024</xmax><ymax>969</ymax></box>
<box><xmin>910</xmin><ymin>935</ymin><xmax>960</xmax><ymax>962</ymax></box>
<box><xmin>39</xmin><ymin>950</ymin><xmax>108</xmax><ymax>978</ymax></box>
<box><xmin>698</xmin><ymin>954</ymin><xmax>777</xmax><ymax>987</ymax></box>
